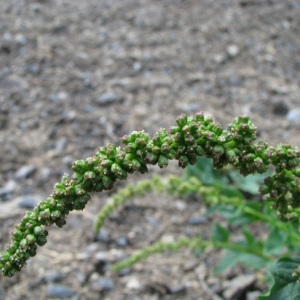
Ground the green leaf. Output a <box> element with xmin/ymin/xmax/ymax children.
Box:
<box><xmin>212</xmin><ymin>224</ymin><xmax>229</xmax><ymax>243</ymax></box>
<box><xmin>264</xmin><ymin>227</ymin><xmax>288</xmax><ymax>256</ymax></box>
<box><xmin>242</xmin><ymin>227</ymin><xmax>259</xmax><ymax>248</ymax></box>
<box><xmin>186</xmin><ymin>157</ymin><xmax>228</xmax><ymax>186</ymax></box>
<box><xmin>259</xmin><ymin>257</ymin><xmax>300</xmax><ymax>300</ymax></box>
<box><xmin>228</xmin><ymin>171</ymin><xmax>266</xmax><ymax>195</ymax></box>
<box><xmin>214</xmin><ymin>250</ymin><xmax>240</xmax><ymax>273</ymax></box>
<box><xmin>214</xmin><ymin>249</ymin><xmax>267</xmax><ymax>274</ymax></box>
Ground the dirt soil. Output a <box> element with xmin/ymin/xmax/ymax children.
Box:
<box><xmin>0</xmin><ymin>0</ymin><xmax>300</xmax><ymax>299</ymax></box>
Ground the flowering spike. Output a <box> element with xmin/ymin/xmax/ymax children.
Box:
<box><xmin>1</xmin><ymin>111</ymin><xmax>300</xmax><ymax>279</ymax></box>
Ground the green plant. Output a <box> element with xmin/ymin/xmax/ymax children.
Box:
<box><xmin>1</xmin><ymin>112</ymin><xmax>299</xmax><ymax>298</ymax></box>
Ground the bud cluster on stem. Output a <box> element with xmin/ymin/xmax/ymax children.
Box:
<box><xmin>0</xmin><ymin>112</ymin><xmax>299</xmax><ymax>278</ymax></box>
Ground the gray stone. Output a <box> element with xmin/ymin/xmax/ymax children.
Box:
<box><xmin>55</xmin><ymin>138</ymin><xmax>67</xmax><ymax>152</ymax></box>
<box><xmin>15</xmin><ymin>165</ymin><xmax>36</xmax><ymax>180</ymax></box>
<box><xmin>15</xmin><ymin>34</ymin><xmax>28</xmax><ymax>46</ymax></box>
<box><xmin>28</xmin><ymin>64</ymin><xmax>40</xmax><ymax>74</ymax></box>
<box><xmin>188</xmin><ymin>216</ymin><xmax>207</xmax><ymax>225</ymax></box>
<box><xmin>47</xmin><ymin>284</ymin><xmax>76</xmax><ymax>298</ymax></box>
<box><xmin>0</xmin><ymin>180</ymin><xmax>17</xmax><ymax>196</ymax></box>
<box><xmin>90</xmin><ymin>273</ymin><xmax>114</xmax><ymax>292</ymax></box>
<box><xmin>96</xmin><ymin>228</ymin><xmax>110</xmax><ymax>242</ymax></box>
<box><xmin>17</xmin><ymin>195</ymin><xmax>40</xmax><ymax>209</ymax></box>
<box><xmin>223</xmin><ymin>274</ymin><xmax>256</xmax><ymax>300</ymax></box>
<box><xmin>145</xmin><ymin>215</ymin><xmax>160</xmax><ymax>228</ymax></box>
<box><xmin>96</xmin><ymin>92</ymin><xmax>123</xmax><ymax>105</ymax></box>
<box><xmin>246</xmin><ymin>290</ymin><xmax>262</xmax><ymax>300</ymax></box>
<box><xmin>116</xmin><ymin>236</ymin><xmax>128</xmax><ymax>247</ymax></box>
<box><xmin>287</xmin><ymin>108</ymin><xmax>300</xmax><ymax>124</ymax></box>
<box><xmin>41</xmin><ymin>271</ymin><xmax>67</xmax><ymax>283</ymax></box>
<box><xmin>227</xmin><ymin>44</ymin><xmax>240</xmax><ymax>58</ymax></box>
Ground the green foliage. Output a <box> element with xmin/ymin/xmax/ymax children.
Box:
<box><xmin>94</xmin><ymin>157</ymin><xmax>300</xmax><ymax>298</ymax></box>
<box><xmin>260</xmin><ymin>257</ymin><xmax>300</xmax><ymax>300</ymax></box>
<box><xmin>0</xmin><ymin>112</ymin><xmax>299</xmax><ymax>299</ymax></box>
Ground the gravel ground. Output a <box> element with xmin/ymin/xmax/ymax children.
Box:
<box><xmin>0</xmin><ymin>0</ymin><xmax>300</xmax><ymax>299</ymax></box>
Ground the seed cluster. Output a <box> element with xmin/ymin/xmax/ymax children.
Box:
<box><xmin>0</xmin><ymin>112</ymin><xmax>299</xmax><ymax>277</ymax></box>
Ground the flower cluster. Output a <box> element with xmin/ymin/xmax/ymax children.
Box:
<box><xmin>0</xmin><ymin>112</ymin><xmax>299</xmax><ymax>277</ymax></box>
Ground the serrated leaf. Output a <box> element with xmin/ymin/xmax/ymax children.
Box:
<box><xmin>259</xmin><ymin>257</ymin><xmax>300</xmax><ymax>300</ymax></box>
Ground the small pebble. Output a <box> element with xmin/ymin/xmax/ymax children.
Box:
<box><xmin>96</xmin><ymin>228</ymin><xmax>110</xmax><ymax>242</ymax></box>
<box><xmin>0</xmin><ymin>180</ymin><xmax>17</xmax><ymax>196</ymax></box>
<box><xmin>227</xmin><ymin>44</ymin><xmax>240</xmax><ymax>58</ymax></box>
<box><xmin>115</xmin><ymin>236</ymin><xmax>128</xmax><ymax>247</ymax></box>
<box><xmin>15</xmin><ymin>165</ymin><xmax>36</xmax><ymax>180</ymax></box>
<box><xmin>188</xmin><ymin>216</ymin><xmax>207</xmax><ymax>225</ymax></box>
<box><xmin>90</xmin><ymin>274</ymin><xmax>114</xmax><ymax>292</ymax></box>
<box><xmin>96</xmin><ymin>92</ymin><xmax>123</xmax><ymax>105</ymax></box>
<box><xmin>287</xmin><ymin>108</ymin><xmax>300</xmax><ymax>124</ymax></box>
<box><xmin>17</xmin><ymin>195</ymin><xmax>40</xmax><ymax>209</ymax></box>
<box><xmin>47</xmin><ymin>284</ymin><xmax>76</xmax><ymax>299</ymax></box>
<box><xmin>126</xmin><ymin>276</ymin><xmax>143</xmax><ymax>290</ymax></box>
<box><xmin>40</xmin><ymin>271</ymin><xmax>67</xmax><ymax>284</ymax></box>
<box><xmin>15</xmin><ymin>34</ymin><xmax>28</xmax><ymax>46</ymax></box>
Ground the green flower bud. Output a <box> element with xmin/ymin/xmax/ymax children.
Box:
<box><xmin>38</xmin><ymin>208</ymin><xmax>51</xmax><ymax>221</ymax></box>
<box><xmin>19</xmin><ymin>239</ymin><xmax>28</xmax><ymax>250</ymax></box>
<box><xmin>124</xmin><ymin>142</ymin><xmax>137</xmax><ymax>153</ymax></box>
<box><xmin>55</xmin><ymin>216</ymin><xmax>67</xmax><ymax>228</ymax></box>
<box><xmin>73</xmin><ymin>193</ymin><xmax>90</xmax><ymax>210</ymax></box>
<box><xmin>194</xmin><ymin>112</ymin><xmax>205</xmax><ymax>122</ymax></box>
<box><xmin>111</xmin><ymin>163</ymin><xmax>127</xmax><ymax>179</ymax></box>
<box><xmin>93</xmin><ymin>181</ymin><xmax>104</xmax><ymax>192</ymax></box>
<box><xmin>172</xmin><ymin>132</ymin><xmax>182</xmax><ymax>143</ymax></box>
<box><xmin>82</xmin><ymin>179</ymin><xmax>94</xmax><ymax>192</ymax></box>
<box><xmin>176</xmin><ymin>114</ymin><xmax>188</xmax><ymax>127</ymax></box>
<box><xmin>26</xmin><ymin>234</ymin><xmax>36</xmax><ymax>245</ymax></box>
<box><xmin>33</xmin><ymin>226</ymin><xmax>47</xmax><ymax>237</ymax></box>
<box><xmin>36</xmin><ymin>235</ymin><xmax>47</xmax><ymax>246</ymax></box>
<box><xmin>102</xmin><ymin>176</ymin><xmax>114</xmax><ymax>190</ymax></box>
<box><xmin>100</xmin><ymin>160</ymin><xmax>113</xmax><ymax>168</ymax></box>
<box><xmin>158</xmin><ymin>155</ymin><xmax>168</xmax><ymax>168</ymax></box>
<box><xmin>51</xmin><ymin>210</ymin><xmax>61</xmax><ymax>220</ymax></box>
<box><xmin>185</xmin><ymin>134</ymin><xmax>195</xmax><ymax>145</ymax></box>
<box><xmin>213</xmin><ymin>145</ymin><xmax>224</xmax><ymax>155</ymax></box>
<box><xmin>86</xmin><ymin>156</ymin><xmax>98</xmax><ymax>166</ymax></box>
<box><xmin>236</xmin><ymin>115</ymin><xmax>250</xmax><ymax>125</ymax></box>
<box><xmin>75</xmin><ymin>185</ymin><xmax>86</xmax><ymax>195</ymax></box>
<box><xmin>195</xmin><ymin>146</ymin><xmax>205</xmax><ymax>156</ymax></box>
<box><xmin>294</xmin><ymin>168</ymin><xmax>300</xmax><ymax>177</ymax></box>
<box><xmin>195</xmin><ymin>137</ymin><xmax>206</xmax><ymax>145</ymax></box>
<box><xmin>178</xmin><ymin>155</ymin><xmax>189</xmax><ymax>168</ymax></box>
<box><xmin>72</xmin><ymin>160</ymin><xmax>87</xmax><ymax>174</ymax></box>
<box><xmin>169</xmin><ymin>126</ymin><xmax>180</xmax><ymax>134</ymax></box>
<box><xmin>131</xmin><ymin>159</ymin><xmax>142</xmax><ymax>171</ymax></box>
<box><xmin>71</xmin><ymin>173</ymin><xmax>83</xmax><ymax>184</ymax></box>
<box><xmin>120</xmin><ymin>135</ymin><xmax>130</xmax><ymax>144</ymax></box>
<box><xmin>11</xmin><ymin>229</ymin><xmax>23</xmax><ymax>242</ymax></box>
<box><xmin>145</xmin><ymin>153</ymin><xmax>159</xmax><ymax>165</ymax></box>
<box><xmin>189</xmin><ymin>121</ymin><xmax>199</xmax><ymax>132</ymax></box>
<box><xmin>139</xmin><ymin>164</ymin><xmax>148</xmax><ymax>174</ymax></box>
<box><xmin>152</xmin><ymin>146</ymin><xmax>161</xmax><ymax>155</ymax></box>
<box><xmin>84</xmin><ymin>171</ymin><xmax>96</xmax><ymax>180</ymax></box>
<box><xmin>166</xmin><ymin>149</ymin><xmax>176</xmax><ymax>160</ymax></box>
<box><xmin>27</xmin><ymin>244</ymin><xmax>37</xmax><ymax>257</ymax></box>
